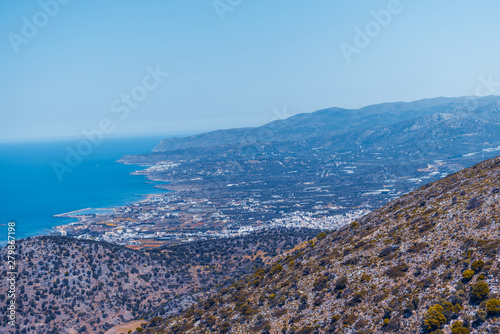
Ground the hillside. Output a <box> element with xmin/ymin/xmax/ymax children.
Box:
<box><xmin>143</xmin><ymin>156</ymin><xmax>500</xmax><ymax>334</ymax></box>
<box><xmin>0</xmin><ymin>229</ymin><xmax>317</xmax><ymax>333</ymax></box>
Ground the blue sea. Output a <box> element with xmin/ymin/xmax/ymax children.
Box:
<box><xmin>0</xmin><ymin>136</ymin><xmax>168</xmax><ymax>244</ymax></box>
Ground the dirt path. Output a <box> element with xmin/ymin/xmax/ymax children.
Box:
<box><xmin>105</xmin><ymin>320</ymin><xmax>145</xmax><ymax>334</ymax></box>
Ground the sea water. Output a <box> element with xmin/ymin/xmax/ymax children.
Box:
<box><xmin>0</xmin><ymin>136</ymin><xmax>168</xmax><ymax>244</ymax></box>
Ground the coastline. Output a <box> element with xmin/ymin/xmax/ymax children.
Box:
<box><xmin>0</xmin><ymin>136</ymin><xmax>173</xmax><ymax>246</ymax></box>
<box><xmin>51</xmin><ymin>184</ymin><xmax>169</xmax><ymax>235</ymax></box>
<box><xmin>46</xmin><ymin>159</ymin><xmax>172</xmax><ymax>240</ymax></box>
<box><xmin>37</xmin><ymin>146</ymin><xmax>396</xmax><ymax>250</ymax></box>
<box><xmin>54</xmin><ymin>207</ymin><xmax>93</xmax><ymax>217</ymax></box>
<box><xmin>53</xmin><ymin>193</ymin><xmax>164</xmax><ymax>219</ymax></box>
<box><xmin>45</xmin><ymin>155</ymin><xmax>370</xmax><ymax>250</ymax></box>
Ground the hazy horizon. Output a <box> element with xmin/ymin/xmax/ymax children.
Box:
<box><xmin>2</xmin><ymin>1</ymin><xmax>500</xmax><ymax>141</ymax></box>
<box><xmin>1</xmin><ymin>93</ymin><xmax>493</xmax><ymax>143</ymax></box>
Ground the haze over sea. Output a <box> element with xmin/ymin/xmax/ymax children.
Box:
<box><xmin>0</xmin><ymin>136</ymin><xmax>168</xmax><ymax>244</ymax></box>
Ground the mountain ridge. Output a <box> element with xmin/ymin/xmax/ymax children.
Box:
<box><xmin>151</xmin><ymin>96</ymin><xmax>500</xmax><ymax>153</ymax></box>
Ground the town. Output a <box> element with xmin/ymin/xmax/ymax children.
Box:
<box><xmin>53</xmin><ymin>191</ymin><xmax>370</xmax><ymax>249</ymax></box>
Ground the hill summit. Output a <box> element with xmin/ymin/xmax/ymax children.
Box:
<box><xmin>144</xmin><ymin>156</ymin><xmax>500</xmax><ymax>334</ymax></box>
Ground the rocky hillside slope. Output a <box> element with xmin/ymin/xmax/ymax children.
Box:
<box><xmin>143</xmin><ymin>156</ymin><xmax>500</xmax><ymax>334</ymax></box>
<box><xmin>0</xmin><ymin>229</ymin><xmax>317</xmax><ymax>334</ymax></box>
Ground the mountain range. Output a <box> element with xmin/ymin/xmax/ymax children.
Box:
<box><xmin>151</xmin><ymin>96</ymin><xmax>500</xmax><ymax>159</ymax></box>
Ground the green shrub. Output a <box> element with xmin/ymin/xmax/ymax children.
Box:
<box><xmin>451</xmin><ymin>329</ymin><xmax>469</xmax><ymax>334</ymax></box>
<box><xmin>450</xmin><ymin>289</ymin><xmax>467</xmax><ymax>305</ymax></box>
<box><xmin>238</xmin><ymin>303</ymin><xmax>256</xmax><ymax>316</ymax></box>
<box><xmin>411</xmin><ymin>296</ymin><xmax>420</xmax><ymax>310</ymax></box>
<box><xmin>334</xmin><ymin>276</ymin><xmax>348</xmax><ymax>291</ymax></box>
<box><xmin>476</xmin><ymin>309</ymin><xmax>487</xmax><ymax>322</ymax></box>
<box><xmin>470</xmin><ymin>282</ymin><xmax>489</xmax><ymax>303</ymax></box>
<box><xmin>221</xmin><ymin>321</ymin><xmax>231</xmax><ymax>333</ymax></box>
<box><xmin>360</xmin><ymin>274</ymin><xmax>371</xmax><ymax>283</ymax></box>
<box><xmin>451</xmin><ymin>321</ymin><xmax>470</xmax><ymax>334</ymax></box>
<box><xmin>270</xmin><ymin>264</ymin><xmax>283</xmax><ymax>275</ymax></box>
<box><xmin>423</xmin><ymin>305</ymin><xmax>446</xmax><ymax>332</ymax></box>
<box><xmin>206</xmin><ymin>314</ymin><xmax>216</xmax><ymax>326</ymax></box>
<box><xmin>379</xmin><ymin>246</ymin><xmax>398</xmax><ymax>258</ymax></box>
<box><xmin>471</xmin><ymin>260</ymin><xmax>484</xmax><ymax>272</ymax></box>
<box><xmin>462</xmin><ymin>269</ymin><xmax>475</xmax><ymax>280</ymax></box>
<box><xmin>383</xmin><ymin>307</ymin><xmax>393</xmax><ymax>319</ymax></box>
<box><xmin>296</xmin><ymin>325</ymin><xmax>320</xmax><ymax>334</ymax></box>
<box><xmin>314</xmin><ymin>275</ymin><xmax>329</xmax><ymax>291</ymax></box>
<box><xmin>316</xmin><ymin>232</ymin><xmax>327</xmax><ymax>240</ymax></box>
<box><xmin>385</xmin><ymin>263</ymin><xmax>408</xmax><ymax>279</ymax></box>
<box><xmin>439</xmin><ymin>300</ymin><xmax>460</xmax><ymax>320</ymax></box>
<box><xmin>486</xmin><ymin>299</ymin><xmax>500</xmax><ymax>316</ymax></box>
<box><xmin>343</xmin><ymin>313</ymin><xmax>357</xmax><ymax>325</ymax></box>
<box><xmin>347</xmin><ymin>292</ymin><xmax>363</xmax><ymax>306</ymax></box>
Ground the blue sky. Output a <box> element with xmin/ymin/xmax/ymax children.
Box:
<box><xmin>1</xmin><ymin>0</ymin><xmax>500</xmax><ymax>141</ymax></box>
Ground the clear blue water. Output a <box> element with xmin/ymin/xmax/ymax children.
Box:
<box><xmin>0</xmin><ymin>136</ymin><xmax>167</xmax><ymax>244</ymax></box>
